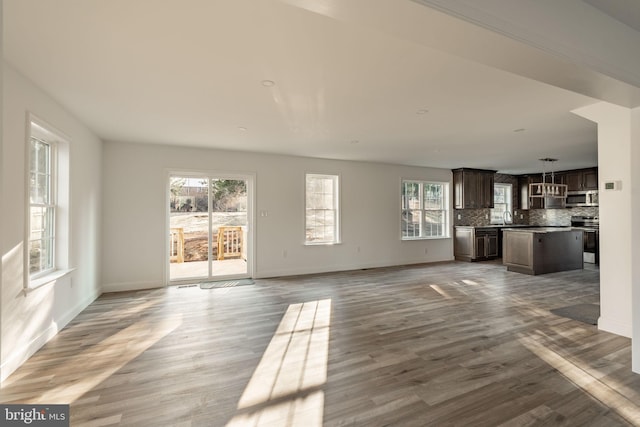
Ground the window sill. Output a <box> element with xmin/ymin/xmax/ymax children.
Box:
<box><xmin>27</xmin><ymin>268</ymin><xmax>75</xmax><ymax>293</ymax></box>
<box><xmin>304</xmin><ymin>241</ymin><xmax>342</xmax><ymax>246</ymax></box>
<box><xmin>402</xmin><ymin>236</ymin><xmax>451</xmax><ymax>241</ymax></box>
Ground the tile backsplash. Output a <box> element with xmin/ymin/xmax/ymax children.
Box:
<box><xmin>454</xmin><ymin>206</ymin><xmax>597</xmax><ymax>227</ymax></box>
<box><xmin>454</xmin><ymin>208</ymin><xmax>529</xmax><ymax>226</ymax></box>
<box><xmin>528</xmin><ymin>206</ymin><xmax>599</xmax><ymax>226</ymax></box>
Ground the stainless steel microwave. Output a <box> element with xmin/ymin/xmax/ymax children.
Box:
<box><xmin>566</xmin><ymin>190</ymin><xmax>598</xmax><ymax>207</ymax></box>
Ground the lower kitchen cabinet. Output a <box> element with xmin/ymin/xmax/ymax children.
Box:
<box><xmin>454</xmin><ymin>227</ymin><xmax>500</xmax><ymax>261</ymax></box>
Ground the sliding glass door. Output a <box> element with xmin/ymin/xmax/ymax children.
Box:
<box><xmin>168</xmin><ymin>174</ymin><xmax>252</xmax><ymax>283</ymax></box>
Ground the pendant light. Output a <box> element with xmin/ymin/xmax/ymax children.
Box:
<box><xmin>529</xmin><ymin>158</ymin><xmax>567</xmax><ymax>206</ymax></box>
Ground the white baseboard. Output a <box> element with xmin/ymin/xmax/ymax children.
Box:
<box><xmin>255</xmin><ymin>257</ymin><xmax>455</xmax><ymax>279</ymax></box>
<box><xmin>598</xmin><ymin>316</ymin><xmax>632</xmax><ymax>338</ymax></box>
<box><xmin>102</xmin><ymin>281</ymin><xmax>164</xmax><ymax>293</ymax></box>
<box><xmin>1</xmin><ymin>289</ymin><xmax>100</xmax><ymax>384</ymax></box>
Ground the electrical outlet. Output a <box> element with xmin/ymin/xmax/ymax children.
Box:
<box><xmin>457</xmin><ymin>214</ymin><xmax>461</xmax><ymax>220</ymax></box>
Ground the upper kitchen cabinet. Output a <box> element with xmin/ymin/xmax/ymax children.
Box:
<box><xmin>552</xmin><ymin>171</ymin><xmax>567</xmax><ymax>186</ymax></box>
<box><xmin>565</xmin><ymin>168</ymin><xmax>598</xmax><ymax>191</ymax></box>
<box><xmin>518</xmin><ymin>174</ymin><xmax>543</xmax><ymax>210</ymax></box>
<box><xmin>453</xmin><ymin>168</ymin><xmax>496</xmax><ymax>209</ymax></box>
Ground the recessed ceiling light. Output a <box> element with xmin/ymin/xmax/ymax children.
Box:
<box><xmin>238</xmin><ymin>126</ymin><xmax>247</xmax><ymax>131</ymax></box>
<box><xmin>261</xmin><ymin>80</ymin><xmax>275</xmax><ymax>87</ymax></box>
<box><xmin>513</xmin><ymin>128</ymin><xmax>526</xmax><ymax>132</ymax></box>
<box><xmin>416</xmin><ymin>109</ymin><xmax>429</xmax><ymax>115</ymax></box>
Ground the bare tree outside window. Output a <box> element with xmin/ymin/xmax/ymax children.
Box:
<box><xmin>402</xmin><ymin>180</ymin><xmax>449</xmax><ymax>239</ymax></box>
<box><xmin>305</xmin><ymin>174</ymin><xmax>339</xmax><ymax>244</ymax></box>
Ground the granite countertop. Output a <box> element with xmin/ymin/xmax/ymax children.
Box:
<box><xmin>502</xmin><ymin>227</ymin><xmax>575</xmax><ymax>233</ymax></box>
<box><xmin>455</xmin><ymin>224</ymin><xmax>533</xmax><ymax>229</ymax></box>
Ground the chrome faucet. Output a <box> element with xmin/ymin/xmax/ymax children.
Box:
<box><xmin>503</xmin><ymin>211</ymin><xmax>513</xmax><ymax>225</ymax></box>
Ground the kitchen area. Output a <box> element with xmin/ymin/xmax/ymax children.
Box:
<box><xmin>453</xmin><ymin>165</ymin><xmax>599</xmax><ymax>274</ymax></box>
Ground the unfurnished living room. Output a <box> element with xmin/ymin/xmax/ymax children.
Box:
<box><xmin>2</xmin><ymin>1</ymin><xmax>640</xmax><ymax>426</ymax></box>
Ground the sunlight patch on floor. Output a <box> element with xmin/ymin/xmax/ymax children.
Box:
<box><xmin>519</xmin><ymin>334</ymin><xmax>640</xmax><ymax>425</ymax></box>
<box><xmin>33</xmin><ymin>314</ymin><xmax>182</xmax><ymax>404</ymax></box>
<box><xmin>226</xmin><ymin>299</ymin><xmax>331</xmax><ymax>427</ymax></box>
<box><xmin>430</xmin><ymin>284</ymin><xmax>452</xmax><ymax>299</ymax></box>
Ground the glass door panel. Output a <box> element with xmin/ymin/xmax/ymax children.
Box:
<box><xmin>169</xmin><ymin>176</ymin><xmax>210</xmax><ymax>282</ymax></box>
<box><xmin>210</xmin><ymin>178</ymin><xmax>248</xmax><ymax>279</ymax></box>
<box><xmin>169</xmin><ymin>175</ymin><xmax>250</xmax><ymax>283</ymax></box>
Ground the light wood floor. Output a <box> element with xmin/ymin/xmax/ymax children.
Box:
<box><xmin>2</xmin><ymin>261</ymin><xmax>640</xmax><ymax>426</ymax></box>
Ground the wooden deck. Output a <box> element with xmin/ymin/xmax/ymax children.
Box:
<box><xmin>2</xmin><ymin>261</ymin><xmax>639</xmax><ymax>426</ymax></box>
<box><xmin>170</xmin><ymin>259</ymin><xmax>247</xmax><ymax>281</ymax></box>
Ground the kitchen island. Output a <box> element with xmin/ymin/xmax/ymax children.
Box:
<box><xmin>502</xmin><ymin>227</ymin><xmax>583</xmax><ymax>275</ymax></box>
<box><xmin>454</xmin><ymin>224</ymin><xmax>533</xmax><ymax>262</ymax></box>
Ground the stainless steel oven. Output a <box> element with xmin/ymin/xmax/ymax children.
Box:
<box><xmin>566</xmin><ymin>190</ymin><xmax>598</xmax><ymax>207</ymax></box>
<box><xmin>571</xmin><ymin>216</ymin><xmax>599</xmax><ymax>264</ymax></box>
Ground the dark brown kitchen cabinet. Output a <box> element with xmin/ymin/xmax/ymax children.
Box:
<box><xmin>583</xmin><ymin>169</ymin><xmax>598</xmax><ymax>190</ymax></box>
<box><xmin>518</xmin><ymin>174</ymin><xmax>544</xmax><ymax>210</ymax></box>
<box><xmin>477</xmin><ymin>229</ymin><xmax>499</xmax><ymax>258</ymax></box>
<box><xmin>454</xmin><ymin>227</ymin><xmax>499</xmax><ymax>261</ymax></box>
<box><xmin>553</xmin><ymin>172</ymin><xmax>567</xmax><ymax>186</ymax></box>
<box><xmin>565</xmin><ymin>168</ymin><xmax>598</xmax><ymax>191</ymax></box>
<box><xmin>452</xmin><ymin>168</ymin><xmax>496</xmax><ymax>209</ymax></box>
<box><xmin>566</xmin><ymin>171</ymin><xmax>582</xmax><ymax>191</ymax></box>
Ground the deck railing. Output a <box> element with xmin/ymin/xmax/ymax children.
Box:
<box><xmin>169</xmin><ymin>228</ymin><xmax>185</xmax><ymax>263</ymax></box>
<box><xmin>170</xmin><ymin>226</ymin><xmax>244</xmax><ymax>262</ymax></box>
<box><xmin>217</xmin><ymin>226</ymin><xmax>243</xmax><ymax>260</ymax></box>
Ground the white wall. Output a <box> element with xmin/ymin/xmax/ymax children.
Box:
<box><xmin>101</xmin><ymin>141</ymin><xmax>454</xmax><ymax>291</ymax></box>
<box><xmin>1</xmin><ymin>62</ymin><xmax>102</xmax><ymax>381</ymax></box>
<box><xmin>0</xmin><ymin>0</ymin><xmax>4</xmax><ymax>382</ymax></box>
<box><xmin>573</xmin><ymin>102</ymin><xmax>633</xmax><ymax>339</ymax></box>
<box><xmin>632</xmin><ymin>107</ymin><xmax>640</xmax><ymax>371</ymax></box>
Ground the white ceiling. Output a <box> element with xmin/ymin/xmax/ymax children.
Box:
<box><xmin>5</xmin><ymin>0</ymin><xmax>632</xmax><ymax>174</ymax></box>
<box><xmin>583</xmin><ymin>0</ymin><xmax>640</xmax><ymax>33</ymax></box>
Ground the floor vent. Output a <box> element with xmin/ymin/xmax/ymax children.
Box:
<box><xmin>200</xmin><ymin>279</ymin><xmax>255</xmax><ymax>289</ymax></box>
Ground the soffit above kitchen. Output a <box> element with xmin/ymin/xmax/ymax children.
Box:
<box><xmin>4</xmin><ymin>0</ymin><xmax>638</xmax><ymax>174</ymax></box>
<box><xmin>582</xmin><ymin>0</ymin><xmax>640</xmax><ymax>33</ymax></box>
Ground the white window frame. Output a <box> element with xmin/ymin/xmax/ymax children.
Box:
<box><xmin>490</xmin><ymin>183</ymin><xmax>513</xmax><ymax>224</ymax></box>
<box><xmin>25</xmin><ymin>114</ymin><xmax>72</xmax><ymax>289</ymax></box>
<box><xmin>401</xmin><ymin>180</ymin><xmax>450</xmax><ymax>240</ymax></box>
<box><xmin>28</xmin><ymin>133</ymin><xmax>57</xmax><ymax>278</ymax></box>
<box><xmin>305</xmin><ymin>173</ymin><xmax>340</xmax><ymax>245</ymax></box>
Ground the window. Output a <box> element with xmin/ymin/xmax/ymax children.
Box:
<box><xmin>29</xmin><ymin>133</ymin><xmax>56</xmax><ymax>276</ymax></box>
<box><xmin>402</xmin><ymin>180</ymin><xmax>449</xmax><ymax>239</ymax></box>
<box><xmin>491</xmin><ymin>183</ymin><xmax>512</xmax><ymax>224</ymax></box>
<box><xmin>27</xmin><ymin>116</ymin><xmax>70</xmax><ymax>286</ymax></box>
<box><xmin>305</xmin><ymin>174</ymin><xmax>340</xmax><ymax>244</ymax></box>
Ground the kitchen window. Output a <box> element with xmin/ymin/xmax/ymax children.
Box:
<box><xmin>401</xmin><ymin>180</ymin><xmax>449</xmax><ymax>239</ymax></box>
<box><xmin>27</xmin><ymin>115</ymin><xmax>71</xmax><ymax>288</ymax></box>
<box><xmin>491</xmin><ymin>183</ymin><xmax>512</xmax><ymax>224</ymax></box>
<box><xmin>305</xmin><ymin>174</ymin><xmax>340</xmax><ymax>244</ymax></box>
